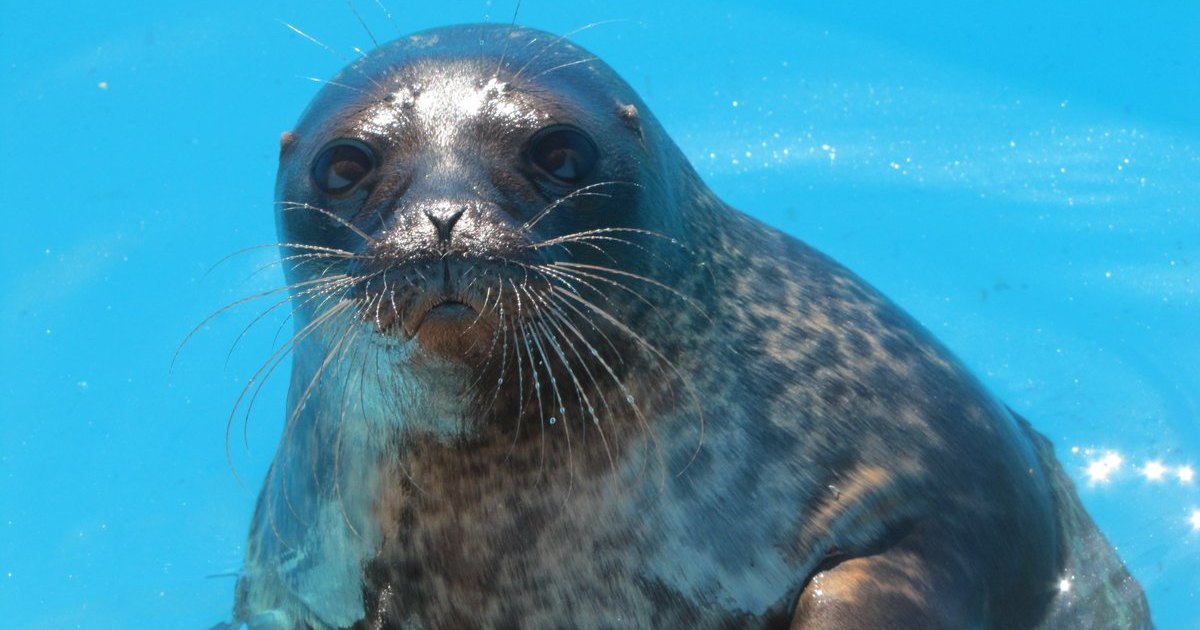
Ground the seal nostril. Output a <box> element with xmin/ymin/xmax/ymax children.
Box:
<box><xmin>424</xmin><ymin>207</ymin><xmax>466</xmax><ymax>242</ymax></box>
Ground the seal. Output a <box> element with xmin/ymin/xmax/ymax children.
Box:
<box><xmin>229</xmin><ymin>24</ymin><xmax>1151</xmax><ymax>629</ymax></box>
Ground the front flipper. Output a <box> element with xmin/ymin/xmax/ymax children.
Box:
<box><xmin>791</xmin><ymin>522</ymin><xmax>1053</xmax><ymax>629</ymax></box>
<box><xmin>791</xmin><ymin>551</ymin><xmax>975</xmax><ymax>629</ymax></box>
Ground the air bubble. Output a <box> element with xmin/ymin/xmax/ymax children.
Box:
<box><xmin>549</xmin><ymin>416</ymin><xmax>557</xmax><ymax>425</ymax></box>
<box><xmin>626</xmin><ymin>395</ymin><xmax>635</xmax><ymax>403</ymax></box>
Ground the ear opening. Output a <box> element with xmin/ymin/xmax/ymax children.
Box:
<box><xmin>617</xmin><ymin>103</ymin><xmax>644</xmax><ymax>140</ymax></box>
<box><xmin>280</xmin><ymin>131</ymin><xmax>298</xmax><ymax>159</ymax></box>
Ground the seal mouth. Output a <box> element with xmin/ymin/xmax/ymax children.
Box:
<box><xmin>361</xmin><ymin>285</ymin><xmax>494</xmax><ymax>359</ymax></box>
<box><xmin>364</xmin><ymin>287</ymin><xmax>489</xmax><ymax>341</ymax></box>
<box><xmin>354</xmin><ymin>254</ymin><xmax>541</xmax><ymax>353</ymax></box>
<box><xmin>404</xmin><ymin>299</ymin><xmax>479</xmax><ymax>338</ymax></box>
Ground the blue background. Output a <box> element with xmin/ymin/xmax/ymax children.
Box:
<box><xmin>1</xmin><ymin>1</ymin><xmax>1197</xmax><ymax>627</ymax></box>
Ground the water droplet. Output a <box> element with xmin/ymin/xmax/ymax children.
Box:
<box><xmin>497</xmin><ymin>378</ymin><xmax>504</xmax><ymax>385</ymax></box>
<box><xmin>558</xmin><ymin>406</ymin><xmax>566</xmax><ymax>414</ymax></box>
<box><xmin>549</xmin><ymin>416</ymin><xmax>557</xmax><ymax>425</ymax></box>
<box><xmin>626</xmin><ymin>394</ymin><xmax>635</xmax><ymax>404</ymax></box>
<box><xmin>592</xmin><ymin>416</ymin><xmax>600</xmax><ymax>425</ymax></box>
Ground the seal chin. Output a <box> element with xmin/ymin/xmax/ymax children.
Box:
<box><xmin>365</xmin><ymin>283</ymin><xmax>497</xmax><ymax>360</ymax></box>
<box><xmin>418</xmin><ymin>301</ymin><xmax>477</xmax><ymax>327</ymax></box>
<box><xmin>414</xmin><ymin>305</ymin><xmax>491</xmax><ymax>359</ymax></box>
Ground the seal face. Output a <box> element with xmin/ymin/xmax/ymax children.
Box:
<box><xmin>231</xmin><ymin>24</ymin><xmax>1152</xmax><ymax>629</ymax></box>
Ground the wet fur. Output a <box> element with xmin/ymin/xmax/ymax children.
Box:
<box><xmin>224</xmin><ymin>23</ymin><xmax>1151</xmax><ymax>630</ymax></box>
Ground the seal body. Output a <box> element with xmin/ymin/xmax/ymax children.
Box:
<box><xmin>232</xmin><ymin>24</ymin><xmax>1151</xmax><ymax>629</ymax></box>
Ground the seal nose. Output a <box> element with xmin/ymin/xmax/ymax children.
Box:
<box><xmin>423</xmin><ymin>206</ymin><xmax>466</xmax><ymax>243</ymax></box>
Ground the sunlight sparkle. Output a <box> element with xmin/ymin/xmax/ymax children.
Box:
<box><xmin>1141</xmin><ymin>460</ymin><xmax>1167</xmax><ymax>481</ymax></box>
<box><xmin>1086</xmin><ymin>451</ymin><xmax>1123</xmax><ymax>483</ymax></box>
<box><xmin>1179</xmin><ymin>466</ymin><xmax>1195</xmax><ymax>484</ymax></box>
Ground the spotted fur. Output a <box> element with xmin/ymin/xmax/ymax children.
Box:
<box><xmin>228</xmin><ymin>24</ymin><xmax>1151</xmax><ymax>630</ymax></box>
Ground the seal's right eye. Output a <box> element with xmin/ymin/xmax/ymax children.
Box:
<box><xmin>312</xmin><ymin>140</ymin><xmax>375</xmax><ymax>194</ymax></box>
<box><xmin>528</xmin><ymin>126</ymin><xmax>598</xmax><ymax>185</ymax></box>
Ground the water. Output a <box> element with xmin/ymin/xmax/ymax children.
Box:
<box><xmin>1</xmin><ymin>1</ymin><xmax>1197</xmax><ymax>627</ymax></box>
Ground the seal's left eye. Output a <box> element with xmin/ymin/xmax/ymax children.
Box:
<box><xmin>312</xmin><ymin>140</ymin><xmax>375</xmax><ymax>194</ymax></box>
<box><xmin>528</xmin><ymin>126</ymin><xmax>598</xmax><ymax>184</ymax></box>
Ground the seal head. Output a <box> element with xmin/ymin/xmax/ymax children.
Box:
<box><xmin>274</xmin><ymin>26</ymin><xmax>681</xmax><ymax>368</ymax></box>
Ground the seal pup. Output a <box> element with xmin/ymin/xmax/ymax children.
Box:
<box><xmin>229</xmin><ymin>24</ymin><xmax>1152</xmax><ymax>629</ymax></box>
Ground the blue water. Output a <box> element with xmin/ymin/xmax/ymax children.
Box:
<box><xmin>1</xmin><ymin>1</ymin><xmax>1197</xmax><ymax>627</ymax></box>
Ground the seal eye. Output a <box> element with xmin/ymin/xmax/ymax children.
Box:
<box><xmin>312</xmin><ymin>140</ymin><xmax>375</xmax><ymax>194</ymax></box>
<box><xmin>528</xmin><ymin>126</ymin><xmax>598</xmax><ymax>184</ymax></box>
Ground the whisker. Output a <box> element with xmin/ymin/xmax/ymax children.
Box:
<box><xmin>523</xmin><ymin>181</ymin><xmax>641</xmax><ymax>231</ymax></box>
<box><xmin>277</xmin><ymin>21</ymin><xmax>386</xmax><ymax>91</ymax></box>
<box><xmin>227</xmin><ymin>301</ymin><xmax>353</xmax><ymax>471</ymax></box>
<box><xmin>461</xmin><ymin>286</ymin><xmax>507</xmax><ymax>390</ymax></box>
<box><xmin>523</xmin><ymin>190</ymin><xmax>613</xmax><ymax>232</ymax></box>
<box><xmin>524</xmin><ymin>285</ymin><xmax>618</xmax><ymax>466</ymax></box>
<box><xmin>332</xmin><ymin>326</ymin><xmax>366</xmax><ymax>541</ymax></box>
<box><xmin>535</xmin><ymin>268</ymin><xmax>624</xmax><ymax>360</ymax></box>
<box><xmin>230</xmin><ymin>299</ymin><xmax>353</xmax><ymax>509</ymax></box>
<box><xmin>532</xmin><ymin>226</ymin><xmax>682</xmax><ymax>250</ymax></box>
<box><xmin>498</xmin><ymin>283</ymin><xmax>528</xmax><ymax>461</ymax></box>
<box><xmin>371</xmin><ymin>0</ymin><xmax>400</xmax><ymax>35</ymax></box>
<box><xmin>541</xmin><ymin>290</ymin><xmax>663</xmax><ymax>478</ymax></box>
<box><xmin>275</xmin><ymin>316</ymin><xmax>360</xmax><ymax>531</ymax></box>
<box><xmin>541</xmin><ymin>264</ymin><xmax>663</xmax><ymax>317</ymax></box>
<box><xmin>532</xmin><ymin>235</ymin><xmax>642</xmax><ymax>263</ymax></box>
<box><xmin>535</xmin><ymin>264</ymin><xmax>609</xmax><ymax>303</ymax></box>
<box><xmin>265</xmin><ymin>252</ymin><xmax>355</xmax><ymax>280</ymax></box>
<box><xmin>526</xmin><ymin>290</ymin><xmax>612</xmax><ymax>410</ymax></box>
<box><xmin>172</xmin><ymin>275</ymin><xmax>346</xmax><ymax>373</ymax></box>
<box><xmin>523</xmin><ymin>291</ymin><xmax>576</xmax><ymax>491</ymax></box>
<box><xmin>539</xmin><ymin>234</ymin><xmax>617</xmax><ymax>263</ymax></box>
<box><xmin>202</xmin><ymin>241</ymin><xmax>356</xmax><ymax>279</ymax></box>
<box><xmin>550</xmin><ymin>288</ymin><xmax>706</xmax><ymax>476</ymax></box>
<box><xmin>298</xmin><ymin>75</ymin><xmax>373</xmax><ymax>97</ymax></box>
<box><xmin>527</xmin><ymin>56</ymin><xmax>599</xmax><ymax>82</ymax></box>
<box><xmin>278</xmin><ymin>201</ymin><xmax>377</xmax><ymax>244</ymax></box>
<box><xmin>552</xmin><ymin>261</ymin><xmax>711</xmax><ymax>323</ymax></box>
<box><xmin>511</xmin><ymin>20</ymin><xmax>634</xmax><ymax>81</ymax></box>
<box><xmin>345</xmin><ymin>0</ymin><xmax>379</xmax><ymax>48</ymax></box>
<box><xmin>260</xmin><ymin>456</ymin><xmax>291</xmax><ymax>547</ymax></box>
<box><xmin>469</xmin><ymin>278</ymin><xmax>518</xmax><ymax>422</ymax></box>
<box><xmin>493</xmin><ymin>0</ymin><xmax>524</xmax><ymax>77</ymax></box>
<box><xmin>225</xmin><ymin>274</ymin><xmax>355</xmax><ymax>368</ymax></box>
<box><xmin>511</xmin><ymin>280</ymin><xmax>548</xmax><ymax>474</ymax></box>
<box><xmin>526</xmin><ymin>289</ymin><xmax>617</xmax><ymax>470</ymax></box>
